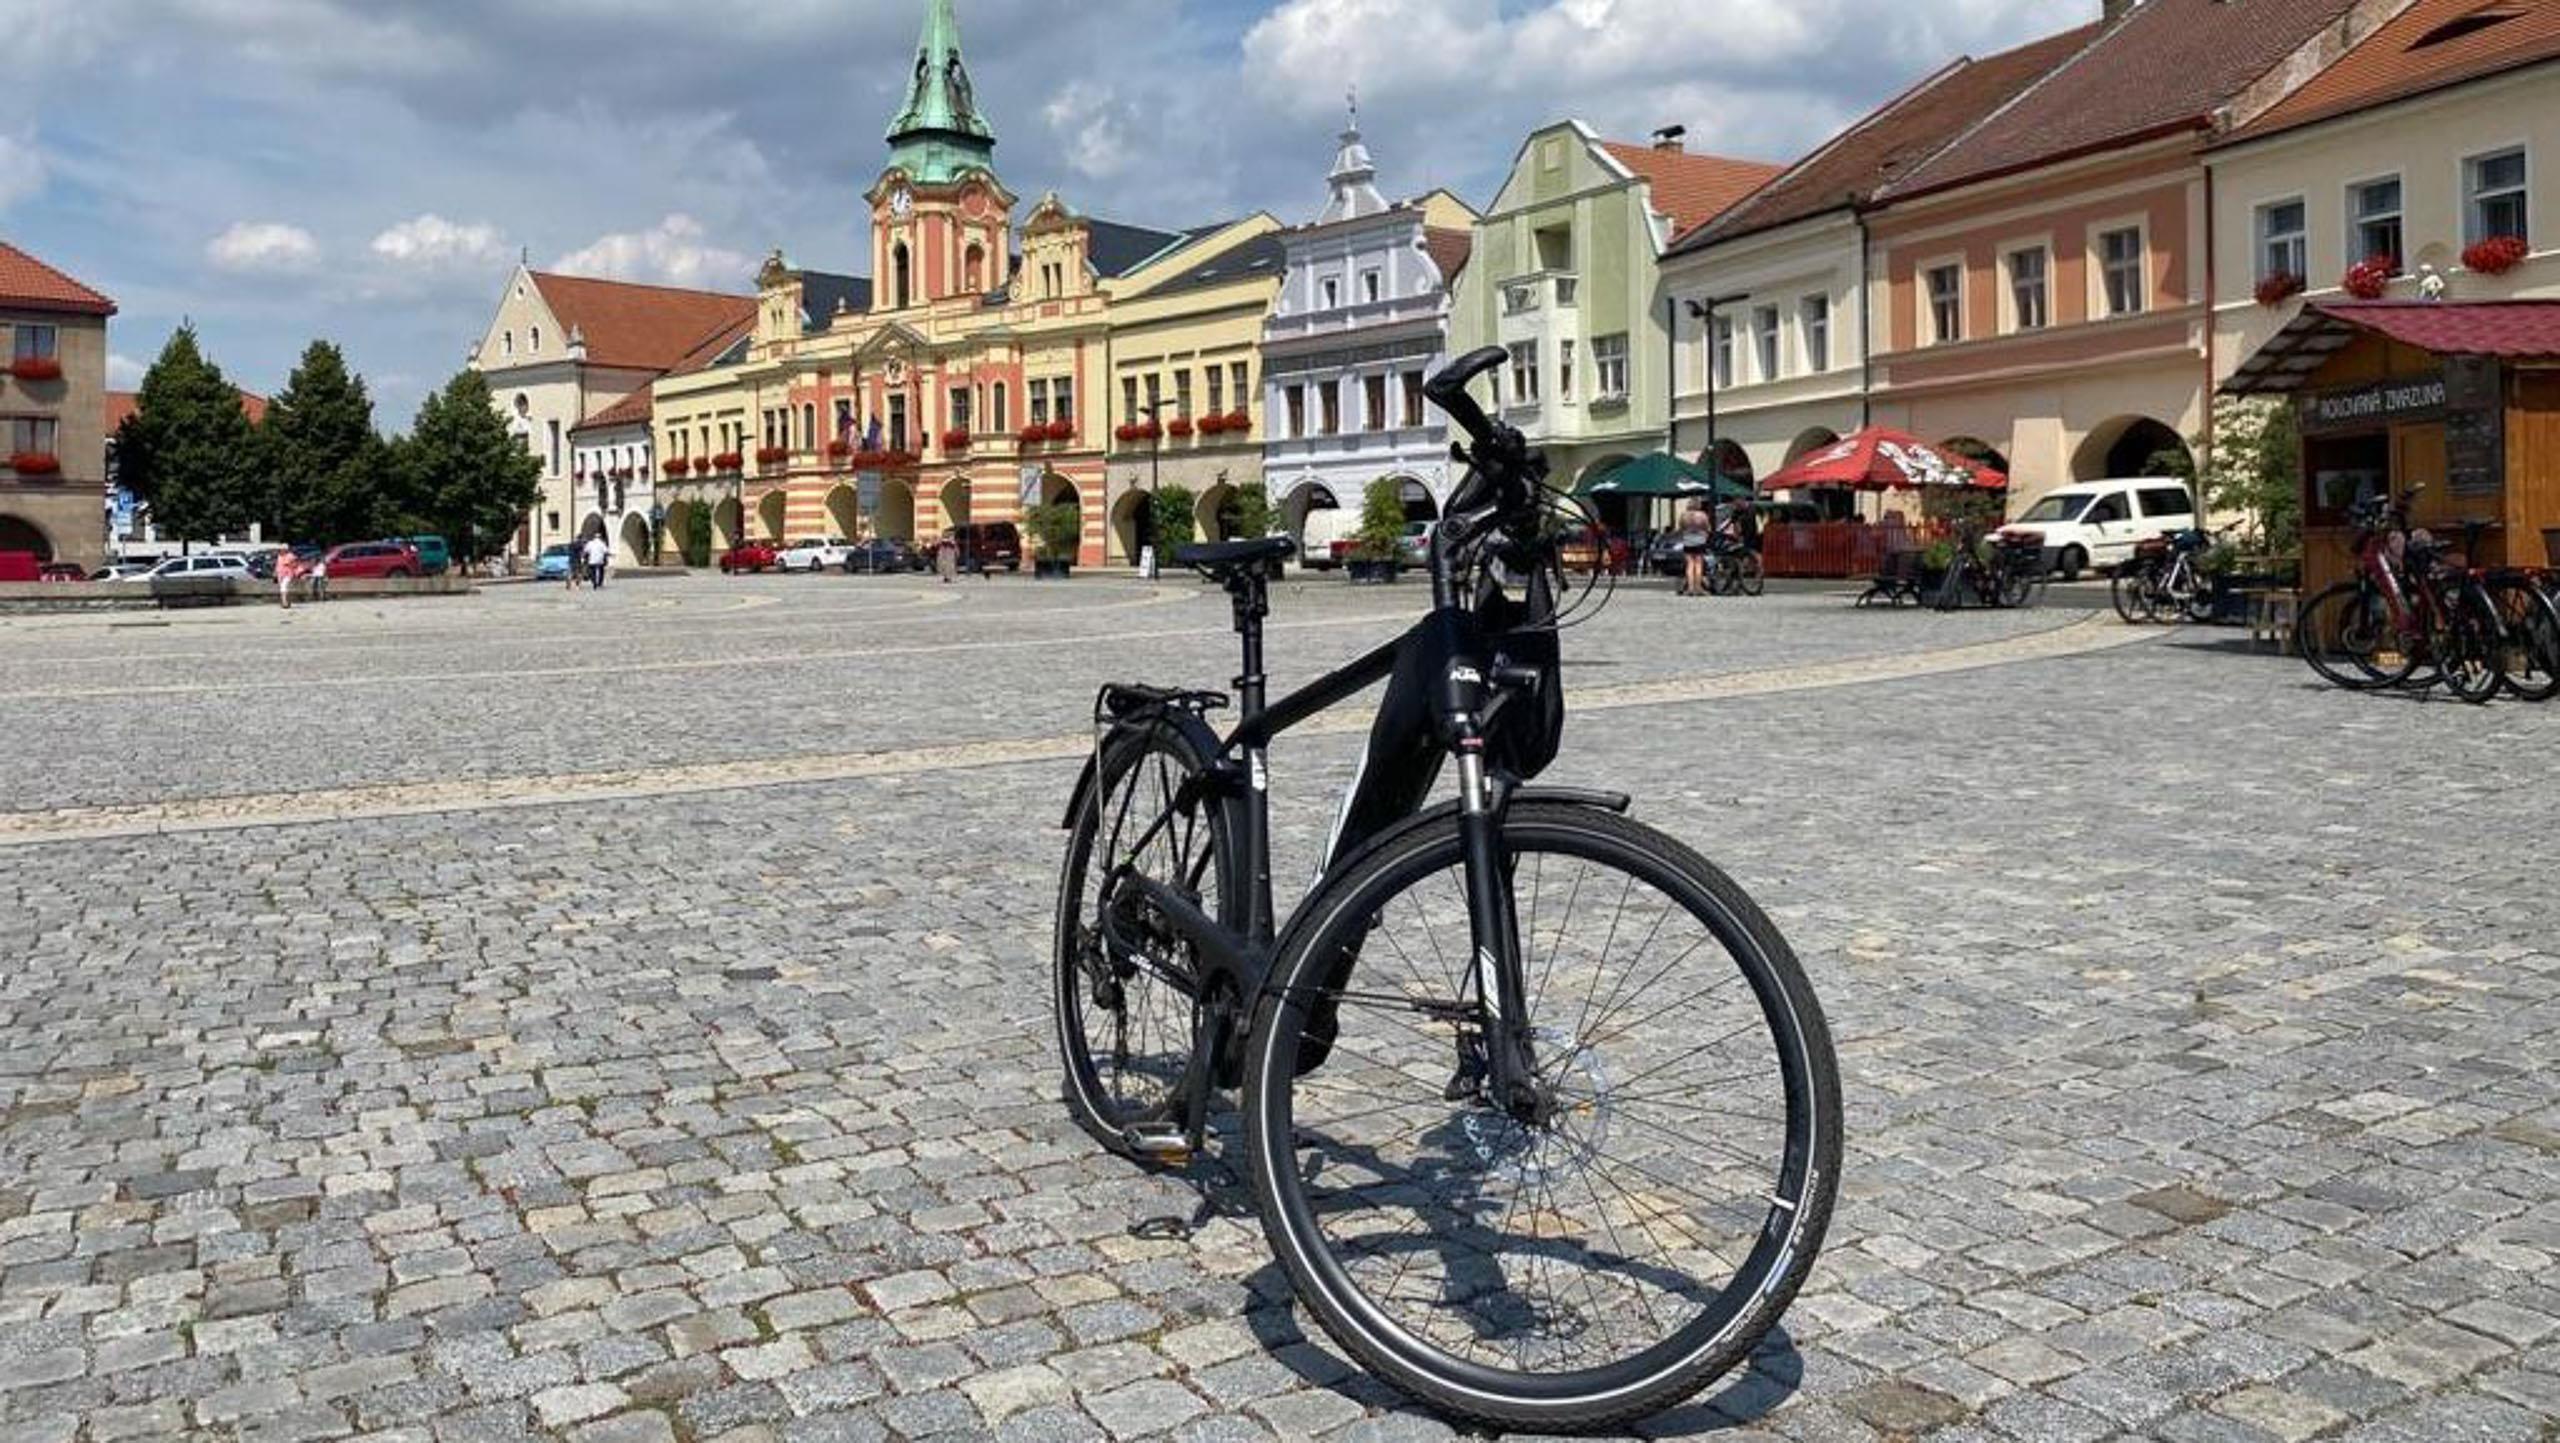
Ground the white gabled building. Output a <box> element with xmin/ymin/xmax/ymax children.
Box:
<box><xmin>566</xmin><ymin>389</ymin><xmax>659</xmax><ymax>565</ymax></box>
<box><xmin>1261</xmin><ymin>109</ymin><xmax>1477</xmax><ymax>542</ymax></box>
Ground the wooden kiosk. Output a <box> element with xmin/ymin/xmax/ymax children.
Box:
<box><xmin>2223</xmin><ymin>300</ymin><xmax>2560</xmax><ymax>595</ymax></box>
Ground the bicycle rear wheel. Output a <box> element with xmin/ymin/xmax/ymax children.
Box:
<box><xmin>2483</xmin><ymin>574</ymin><xmax>2560</xmax><ymax>702</ymax></box>
<box><xmin>1734</xmin><ymin>553</ymin><xmax>1765</xmax><ymax>598</ymax></box>
<box><xmin>2439</xmin><ymin>588</ymin><xmax>2503</xmax><ymax>704</ymax></box>
<box><xmin>1054</xmin><ymin>717</ymin><xmax>1233</xmax><ymax>1151</ymax></box>
<box><xmin>2297</xmin><ymin>581</ymin><xmax>2411</xmax><ymax>690</ymax></box>
<box><xmin>1243</xmin><ymin>802</ymin><xmax>1837</xmax><ymax>1433</ymax></box>
<box><xmin>2110</xmin><ymin>567</ymin><xmax>2147</xmax><ymax>624</ymax></box>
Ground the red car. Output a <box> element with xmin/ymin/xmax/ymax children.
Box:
<box><xmin>318</xmin><ymin>541</ymin><xmax>422</xmax><ymax>579</ymax></box>
<box><xmin>37</xmin><ymin>562</ymin><xmax>87</xmax><ymax>583</ymax></box>
<box><xmin>719</xmin><ymin>541</ymin><xmax>780</xmax><ymax>574</ymax></box>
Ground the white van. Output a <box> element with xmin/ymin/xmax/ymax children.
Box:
<box><xmin>2000</xmin><ymin>479</ymin><xmax>2198</xmax><ymax>579</ymax></box>
<box><xmin>1295</xmin><ymin>507</ymin><xmax>1360</xmax><ymax>570</ymax></box>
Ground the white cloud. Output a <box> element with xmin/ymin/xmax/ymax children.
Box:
<box><xmin>0</xmin><ymin>132</ymin><xmax>44</xmax><ymax>210</ymax></box>
<box><xmin>1044</xmin><ymin>83</ymin><xmax>1139</xmax><ymax>182</ymax></box>
<box><xmin>371</xmin><ymin>213</ymin><xmax>507</xmax><ymax>269</ymax></box>
<box><xmin>553</xmin><ymin>214</ymin><xmax>750</xmax><ymax>290</ymax></box>
<box><xmin>106</xmin><ymin>352</ymin><xmax>146</xmax><ymax>389</ymax></box>
<box><xmin>206</xmin><ymin>220</ymin><xmax>320</xmax><ymax>274</ymax></box>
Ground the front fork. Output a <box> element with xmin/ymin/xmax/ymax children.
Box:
<box><xmin>1454</xmin><ymin>744</ymin><xmax>1542</xmax><ymax>1122</ymax></box>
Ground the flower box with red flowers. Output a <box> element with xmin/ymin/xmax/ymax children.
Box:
<box><xmin>8</xmin><ymin>357</ymin><xmax>61</xmax><ymax>382</ymax></box>
<box><xmin>2254</xmin><ymin>271</ymin><xmax>2305</xmax><ymax>307</ymax></box>
<box><xmin>690</xmin><ymin>458</ymin><xmax>713</xmax><ymax>475</ymax></box>
<box><xmin>666</xmin><ymin>459</ymin><xmax>691</xmax><ymax>477</ymax></box>
<box><xmin>941</xmin><ymin>428</ymin><xmax>971</xmax><ymax>451</ymax></box>
<box><xmin>2462</xmin><ymin>235</ymin><xmax>2529</xmax><ymax>276</ymax></box>
<box><xmin>2341</xmin><ymin>256</ymin><xmax>2395</xmax><ymax>300</ymax></box>
<box><xmin>9</xmin><ymin>452</ymin><xmax>61</xmax><ymax>476</ymax></box>
<box><xmin>1196</xmin><ymin>414</ymin><xmax>1227</xmax><ymax>436</ymax></box>
<box><xmin>1040</xmin><ymin>419</ymin><xmax>1071</xmax><ymax>442</ymax></box>
<box><xmin>1167</xmin><ymin>418</ymin><xmax>1194</xmax><ymax>439</ymax></box>
<box><xmin>1018</xmin><ymin>424</ymin><xmax>1048</xmax><ymax>445</ymax></box>
<box><xmin>756</xmin><ymin>446</ymin><xmax>790</xmax><ymax>467</ymax></box>
<box><xmin>1224</xmin><ymin>409</ymin><xmax>1250</xmax><ymax>431</ymax></box>
<box><xmin>826</xmin><ymin>439</ymin><xmax>855</xmax><ymax>462</ymax></box>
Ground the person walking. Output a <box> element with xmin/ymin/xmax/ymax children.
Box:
<box><xmin>936</xmin><ymin>532</ymin><xmax>959</xmax><ymax>584</ymax></box>
<box><xmin>584</xmin><ymin>532</ymin><xmax>610</xmax><ymax>590</ymax></box>
<box><xmin>1677</xmin><ymin>498</ymin><xmax>1713</xmax><ymax>598</ymax></box>
<box><xmin>274</xmin><ymin>546</ymin><xmax>306</xmax><ymax>610</ymax></box>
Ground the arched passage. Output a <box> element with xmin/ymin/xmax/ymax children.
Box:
<box><xmin>0</xmin><ymin>514</ymin><xmax>54</xmax><ymax>562</ymax></box>
<box><xmin>1702</xmin><ymin>439</ymin><xmax>1754</xmax><ymax>486</ymax></box>
<box><xmin>580</xmin><ymin>511</ymin><xmax>608</xmax><ymax>542</ymax></box>
<box><xmin>756</xmin><ymin>490</ymin><xmax>787</xmax><ymax>542</ymax></box>
<box><xmin>1041</xmin><ymin>474</ymin><xmax>1087</xmax><ymax>563</ymax></box>
<box><xmin>2074</xmin><ymin>416</ymin><xmax>2189</xmax><ymax>482</ymax></box>
<box><xmin>618</xmin><ymin>512</ymin><xmax>653</xmax><ymax>567</ymax></box>
<box><xmin>1110</xmin><ymin>489</ymin><xmax>1149</xmax><ymax>566</ymax></box>
<box><xmin>713</xmin><ymin>496</ymin><xmax>744</xmax><ymax>551</ymax></box>
<box><xmin>1578</xmin><ymin>453</ymin><xmax>1641</xmax><ymax>536</ymax></box>
<box><xmin>1941</xmin><ymin>435</ymin><xmax>2011</xmax><ymax>476</ymax></box>
<box><xmin>875</xmin><ymin>480</ymin><xmax>916</xmax><ymax>541</ymax></box>
<box><xmin>937</xmin><ymin>476</ymin><xmax>972</xmax><ymax>535</ymax></box>
<box><xmin>661</xmin><ymin>498</ymin><xmax>697</xmax><ymax>565</ymax></box>
<box><xmin>1278</xmin><ymin>480</ymin><xmax>1339</xmax><ymax>539</ymax></box>
<box><xmin>824</xmin><ymin>484</ymin><xmax>859</xmax><ymax>539</ymax></box>
<box><xmin>1195</xmin><ymin>481</ymin><xmax>1235</xmax><ymax>543</ymax></box>
<box><xmin>1785</xmin><ymin>427</ymin><xmax>1841</xmax><ymax>464</ymax></box>
<box><xmin>1393</xmin><ymin>475</ymin><xmax>1438</xmax><ymax>524</ymax></box>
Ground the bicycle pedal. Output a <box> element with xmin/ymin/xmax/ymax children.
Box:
<box><xmin>1122</xmin><ymin>1127</ymin><xmax>1193</xmax><ymax>1163</ymax></box>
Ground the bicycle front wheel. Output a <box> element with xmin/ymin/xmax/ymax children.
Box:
<box><xmin>1243</xmin><ymin>802</ymin><xmax>1838</xmax><ymax>1433</ymax></box>
<box><xmin>2483</xmin><ymin>574</ymin><xmax>2560</xmax><ymax>702</ymax></box>
<box><xmin>2110</xmin><ymin>568</ymin><xmax>2145</xmax><ymax>624</ymax></box>
<box><xmin>2298</xmin><ymin>581</ymin><xmax>2410</xmax><ymax>690</ymax></box>
<box><xmin>1734</xmin><ymin>553</ymin><xmax>1765</xmax><ymax>598</ymax></box>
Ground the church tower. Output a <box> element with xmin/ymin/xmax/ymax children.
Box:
<box><xmin>1318</xmin><ymin>95</ymin><xmax>1388</xmax><ymax>225</ymax></box>
<box><xmin>871</xmin><ymin>0</ymin><xmax>1014</xmax><ymax>313</ymax></box>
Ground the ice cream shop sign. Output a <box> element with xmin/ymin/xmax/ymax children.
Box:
<box><xmin>2300</xmin><ymin>373</ymin><xmax>2446</xmax><ymax>434</ymax></box>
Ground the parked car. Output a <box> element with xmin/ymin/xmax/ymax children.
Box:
<box><xmin>843</xmin><ymin>537</ymin><xmax>919</xmax><ymax>574</ymax></box>
<box><xmin>37</xmin><ymin>562</ymin><xmax>87</xmax><ymax>582</ymax></box>
<box><xmin>2000</xmin><ymin>479</ymin><xmax>2197</xmax><ymax>580</ymax></box>
<box><xmin>1296</xmin><ymin>509</ymin><xmax>1360</xmax><ymax>570</ymax></box>
<box><xmin>535</xmin><ymin>543</ymin><xmax>576</xmax><ymax>581</ymax></box>
<box><xmin>720</xmin><ymin>540</ymin><xmax>781</xmax><ymax>574</ymax></box>
<box><xmin>944</xmin><ymin>521</ymin><xmax>1022</xmax><ymax>572</ymax></box>
<box><xmin>1397</xmin><ymin>520</ymin><xmax>1437</xmax><ymax>565</ymax></box>
<box><xmin>319</xmin><ymin>540</ymin><xmax>422</xmax><ymax>580</ymax></box>
<box><xmin>110</xmin><ymin>554</ymin><xmax>253</xmax><ymax>583</ymax></box>
<box><xmin>398</xmin><ymin>535</ymin><xmax>452</xmax><ymax>576</ymax></box>
<box><xmin>778</xmin><ymin>537</ymin><xmax>854</xmax><ymax>573</ymax></box>
<box><xmin>92</xmin><ymin>562</ymin><xmax>153</xmax><ymax>581</ymax></box>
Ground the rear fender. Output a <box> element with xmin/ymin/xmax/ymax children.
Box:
<box><xmin>1058</xmin><ymin>702</ymin><xmax>1229</xmax><ymax>830</ymax></box>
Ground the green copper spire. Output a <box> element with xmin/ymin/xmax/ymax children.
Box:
<box><xmin>885</xmin><ymin>0</ymin><xmax>994</xmax><ymax>186</ymax></box>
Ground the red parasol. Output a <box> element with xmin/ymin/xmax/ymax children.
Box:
<box><xmin>1757</xmin><ymin>427</ymin><xmax>2006</xmax><ymax>493</ymax></box>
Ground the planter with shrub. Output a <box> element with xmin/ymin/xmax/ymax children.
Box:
<box><xmin>1347</xmin><ymin>475</ymin><xmax>1406</xmax><ymax>584</ymax></box>
<box><xmin>1026</xmin><ymin>500</ymin><xmax>1082</xmax><ymax>578</ymax></box>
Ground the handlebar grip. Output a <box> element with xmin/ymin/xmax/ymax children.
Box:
<box><xmin>1425</xmin><ymin>346</ymin><xmax>1507</xmax><ymax>443</ymax></box>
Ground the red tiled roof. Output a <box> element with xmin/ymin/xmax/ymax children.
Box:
<box><xmin>1672</xmin><ymin>23</ymin><xmax>2102</xmax><ymax>254</ymax></box>
<box><xmin>2220</xmin><ymin>0</ymin><xmax>2560</xmax><ymax>145</ymax></box>
<box><xmin>1597</xmin><ymin>144</ymin><xmax>1784</xmax><ymax>237</ymax></box>
<box><xmin>0</xmin><ymin>241</ymin><xmax>115</xmax><ymax>316</ymax></box>
<box><xmin>103</xmin><ymin>389</ymin><xmax>267</xmax><ymax>433</ymax></box>
<box><xmin>570</xmin><ymin>388</ymin><xmax>654</xmax><ymax>435</ymax></box>
<box><xmin>1423</xmin><ymin>228</ymin><xmax>1474</xmax><ymax>286</ymax></box>
<box><xmin>526</xmin><ymin>272</ymin><xmax>756</xmax><ymax>372</ymax></box>
<box><xmin>1887</xmin><ymin>0</ymin><xmax>2370</xmax><ymax>199</ymax></box>
<box><xmin>2224</xmin><ymin>300</ymin><xmax>2560</xmax><ymax>394</ymax></box>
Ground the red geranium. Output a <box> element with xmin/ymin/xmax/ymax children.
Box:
<box><xmin>2341</xmin><ymin>256</ymin><xmax>2395</xmax><ymax>300</ymax></box>
<box><xmin>1196</xmin><ymin>413</ymin><xmax>1227</xmax><ymax>435</ymax></box>
<box><xmin>941</xmin><ymin>427</ymin><xmax>971</xmax><ymax>450</ymax></box>
<box><xmin>666</xmin><ymin>459</ymin><xmax>690</xmax><ymax>477</ymax></box>
<box><xmin>2254</xmin><ymin>271</ymin><xmax>2305</xmax><ymax>307</ymax></box>
<box><xmin>9</xmin><ymin>452</ymin><xmax>61</xmax><ymax>475</ymax></box>
<box><xmin>827</xmin><ymin>439</ymin><xmax>854</xmax><ymax>461</ymax></box>
<box><xmin>1224</xmin><ymin>409</ymin><xmax>1250</xmax><ymax>431</ymax></box>
<box><xmin>2462</xmin><ymin>235</ymin><xmax>2528</xmax><ymax>276</ymax></box>
<box><xmin>1168</xmin><ymin>418</ymin><xmax>1194</xmax><ymax>438</ymax></box>
<box><xmin>9</xmin><ymin>357</ymin><xmax>61</xmax><ymax>382</ymax></box>
<box><xmin>1017</xmin><ymin>424</ymin><xmax>1047</xmax><ymax>444</ymax></box>
<box><xmin>1045</xmin><ymin>419</ymin><xmax>1075</xmax><ymax>441</ymax></box>
<box><xmin>691</xmin><ymin>457</ymin><xmax>712</xmax><ymax>475</ymax></box>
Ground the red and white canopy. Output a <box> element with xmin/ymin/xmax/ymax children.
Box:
<box><xmin>1757</xmin><ymin>427</ymin><xmax>2006</xmax><ymax>493</ymax></box>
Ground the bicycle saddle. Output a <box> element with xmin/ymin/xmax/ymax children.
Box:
<box><xmin>1176</xmin><ymin>537</ymin><xmax>1295</xmax><ymax>571</ymax></box>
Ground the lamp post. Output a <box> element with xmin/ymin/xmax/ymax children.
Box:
<box><xmin>1138</xmin><ymin>401</ymin><xmax>1163</xmax><ymax>579</ymax></box>
<box><xmin>1685</xmin><ymin>292</ymin><xmax>1749</xmax><ymax>487</ymax></box>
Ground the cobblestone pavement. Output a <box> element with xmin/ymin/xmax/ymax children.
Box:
<box><xmin>2</xmin><ymin>574</ymin><xmax>2556</xmax><ymax>1443</ymax></box>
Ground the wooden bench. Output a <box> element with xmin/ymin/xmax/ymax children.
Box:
<box><xmin>2248</xmin><ymin>589</ymin><xmax>2298</xmax><ymax>652</ymax></box>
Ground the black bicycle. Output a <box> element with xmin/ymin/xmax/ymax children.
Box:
<box><xmin>1053</xmin><ymin>347</ymin><xmax>1840</xmax><ymax>1433</ymax></box>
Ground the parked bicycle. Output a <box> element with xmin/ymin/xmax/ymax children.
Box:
<box><xmin>1703</xmin><ymin>533</ymin><xmax>1766</xmax><ymax>597</ymax></box>
<box><xmin>1053</xmin><ymin>346</ymin><xmax>1839</xmax><ymax>1433</ymax></box>
<box><xmin>2111</xmin><ymin>527</ymin><xmax>2216</xmax><ymax>625</ymax></box>
<box><xmin>1932</xmin><ymin>524</ymin><xmax>2043</xmax><ymax>610</ymax></box>
<box><xmin>2296</xmin><ymin>486</ymin><xmax>2556</xmax><ymax>703</ymax></box>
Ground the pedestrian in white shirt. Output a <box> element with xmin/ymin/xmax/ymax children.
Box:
<box><xmin>583</xmin><ymin>534</ymin><xmax>609</xmax><ymax>590</ymax></box>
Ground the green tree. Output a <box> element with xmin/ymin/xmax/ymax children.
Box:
<box><xmin>117</xmin><ymin>326</ymin><xmax>257</xmax><ymax>546</ymax></box>
<box><xmin>402</xmin><ymin>368</ymin><xmax>542</xmax><ymax>564</ymax></box>
<box><xmin>261</xmin><ymin>340</ymin><xmax>387</xmax><ymax>543</ymax></box>
<box><xmin>1150</xmin><ymin>484</ymin><xmax>1198</xmax><ymax>552</ymax></box>
<box><xmin>2201</xmin><ymin>396</ymin><xmax>2301</xmax><ymax>556</ymax></box>
<box><xmin>1353</xmin><ymin>475</ymin><xmax>1408</xmax><ymax>562</ymax></box>
<box><xmin>1223</xmin><ymin>482</ymin><xmax>1272</xmax><ymax>542</ymax></box>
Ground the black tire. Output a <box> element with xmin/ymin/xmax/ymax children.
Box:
<box><xmin>1735</xmin><ymin>553</ymin><xmax>1765</xmax><ymax>598</ymax></box>
<box><xmin>2483</xmin><ymin>574</ymin><xmax>2560</xmax><ymax>702</ymax></box>
<box><xmin>2440</xmin><ymin>586</ymin><xmax>2504</xmax><ymax>705</ymax></box>
<box><xmin>2298</xmin><ymin>581</ymin><xmax>2411</xmax><ymax>691</ymax></box>
<box><xmin>2110</xmin><ymin>567</ymin><xmax>2147</xmax><ymax>624</ymax></box>
<box><xmin>1243</xmin><ymin>803</ymin><xmax>1839</xmax><ymax>1434</ymax></box>
<box><xmin>1053</xmin><ymin>717</ymin><xmax>1234</xmax><ymax>1153</ymax></box>
<box><xmin>2054</xmin><ymin>545</ymin><xmax>2086</xmax><ymax>583</ymax></box>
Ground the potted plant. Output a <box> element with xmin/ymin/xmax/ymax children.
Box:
<box><xmin>1347</xmin><ymin>476</ymin><xmax>1407</xmax><ymax>584</ymax></box>
<box><xmin>2254</xmin><ymin>271</ymin><xmax>2305</xmax><ymax>307</ymax></box>
<box><xmin>8</xmin><ymin>357</ymin><xmax>61</xmax><ymax>382</ymax></box>
<box><xmin>1026</xmin><ymin>501</ymin><xmax>1082</xmax><ymax>578</ymax></box>
<box><xmin>2341</xmin><ymin>255</ymin><xmax>2394</xmax><ymax>300</ymax></box>
<box><xmin>1918</xmin><ymin>537</ymin><xmax>1957</xmax><ymax>592</ymax></box>
<box><xmin>2463</xmin><ymin>235</ymin><xmax>2528</xmax><ymax>276</ymax></box>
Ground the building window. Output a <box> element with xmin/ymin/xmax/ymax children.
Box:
<box><xmin>801</xmin><ymin>404</ymin><xmax>816</xmax><ymax>450</ymax></box>
<box><xmin>2005</xmin><ymin>249</ymin><xmax>2047</xmax><ymax>331</ymax></box>
<box><xmin>502</xmin><ymin>330</ymin><xmax>514</xmax><ymax>357</ymax></box>
<box><xmin>1557</xmin><ymin>338</ymin><xmax>1576</xmax><ymax>402</ymax></box>
<box><xmin>1401</xmin><ymin>371</ymin><xmax>1425</xmax><ymax>427</ymax></box>
<box><xmin>1318</xmin><ymin>380</ymin><xmax>1341</xmax><ymax>436</ymax></box>
<box><xmin>1506</xmin><ymin>341</ymin><xmax>1539</xmax><ymax>404</ymax></box>
<box><xmin>1799</xmin><ymin>295</ymin><xmax>1830</xmax><ymax>372</ymax></box>
<box><xmin>1926</xmin><ymin>264</ymin><xmax>1963</xmax><ymax>343</ymax></box>
<box><xmin>530</xmin><ymin>325</ymin><xmax>541</xmax><ymax>354</ymax></box>
<box><xmin>887</xmin><ymin>395</ymin><xmax>908</xmax><ymax>452</ymax></box>
<box><xmin>2466</xmin><ymin>148</ymin><xmax>2528</xmax><ymax>246</ymax></box>
<box><xmin>2349</xmin><ymin>178</ymin><xmax>2403</xmax><ymax>271</ymax></box>
<box><xmin>2098</xmin><ymin>228</ymin><xmax>2144</xmax><ymax>315</ymax></box>
<box><xmin>1321</xmin><ymin>276</ymin><xmax>1340</xmax><ymax>310</ymax></box>
<box><xmin>1285</xmin><ymin>384</ymin><xmax>1306</xmax><ymax>438</ymax></box>
<box><xmin>1592</xmin><ymin>334</ymin><xmax>1628</xmax><ymax>400</ymax></box>
<box><xmin>2257</xmin><ymin>199</ymin><xmax>2307</xmax><ymax>282</ymax></box>
<box><xmin>1055</xmin><ymin>378</ymin><xmax>1074</xmax><ymax>424</ymax></box>
<box><xmin>10</xmin><ymin>324</ymin><xmax>55</xmax><ymax>361</ymax></box>
<box><xmin>992</xmin><ymin>382</ymin><xmax>1007</xmax><ymax>431</ymax></box>
<box><xmin>10</xmin><ymin>417</ymin><xmax>58</xmax><ymax>455</ymax></box>
<box><xmin>1361</xmin><ymin>269</ymin><xmax>1381</xmax><ymax>305</ymax></box>
<box><xmin>949</xmin><ymin>386</ymin><xmax>973</xmax><ymax>433</ymax></box>
<box><xmin>833</xmin><ymin>400</ymin><xmax>853</xmax><ymax>445</ymax></box>
<box><xmin>1144</xmin><ymin>374</ymin><xmax>1161</xmax><ymax>417</ymax></box>
<box><xmin>1711</xmin><ymin>315</ymin><xmax>1735</xmax><ymax>388</ymax></box>
<box><xmin>1752</xmin><ymin>304</ymin><xmax>1780</xmax><ymax>382</ymax></box>
<box><xmin>1207</xmin><ymin>365</ymin><xmax>1225</xmax><ymax>416</ymax></box>
<box><xmin>1122</xmin><ymin>377</ymin><xmax>1139</xmax><ymax>427</ymax></box>
<box><xmin>893</xmin><ymin>243</ymin><xmax>912</xmax><ymax>309</ymax></box>
<box><xmin>1029</xmin><ymin>380</ymin><xmax>1050</xmax><ymax>425</ymax></box>
<box><xmin>1174</xmin><ymin>369</ymin><xmax>1192</xmax><ymax>419</ymax></box>
<box><xmin>548</xmin><ymin>420</ymin><xmax>561</xmax><ymax>476</ymax></box>
<box><xmin>1230</xmin><ymin>361</ymin><xmax>1249</xmax><ymax>406</ymax></box>
<box><xmin>1364</xmin><ymin>373</ymin><xmax>1387</xmax><ymax>431</ymax></box>
<box><xmin>965</xmin><ymin>243</ymin><xmax>986</xmax><ymax>293</ymax></box>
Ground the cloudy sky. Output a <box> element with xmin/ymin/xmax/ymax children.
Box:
<box><xmin>1</xmin><ymin>0</ymin><xmax>2069</xmax><ymax>428</ymax></box>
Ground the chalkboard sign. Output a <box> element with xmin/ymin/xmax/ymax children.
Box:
<box><xmin>2444</xmin><ymin>356</ymin><xmax>2504</xmax><ymax>496</ymax></box>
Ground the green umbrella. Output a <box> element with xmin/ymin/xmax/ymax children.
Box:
<box><xmin>1575</xmin><ymin>451</ymin><xmax>1752</xmax><ymax>501</ymax></box>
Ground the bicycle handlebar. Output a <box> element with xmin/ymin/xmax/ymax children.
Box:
<box><xmin>1425</xmin><ymin>345</ymin><xmax>1506</xmax><ymax>449</ymax></box>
